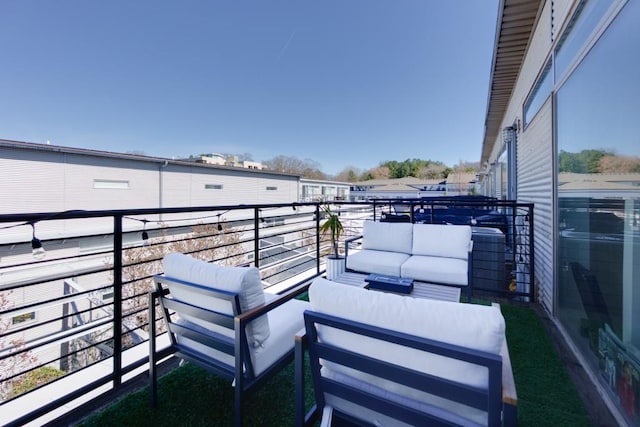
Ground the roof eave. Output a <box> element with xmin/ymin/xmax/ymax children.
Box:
<box><xmin>480</xmin><ymin>0</ymin><xmax>543</xmax><ymax>164</ymax></box>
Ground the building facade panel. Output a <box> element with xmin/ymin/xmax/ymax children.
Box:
<box><xmin>517</xmin><ymin>99</ymin><xmax>554</xmax><ymax>311</ymax></box>
<box><xmin>0</xmin><ymin>148</ymin><xmax>66</xmax><ymax>214</ymax></box>
<box><xmin>63</xmin><ymin>154</ymin><xmax>160</xmax><ymax>211</ymax></box>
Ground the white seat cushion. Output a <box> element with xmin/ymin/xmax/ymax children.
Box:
<box><xmin>251</xmin><ymin>298</ymin><xmax>310</xmax><ymax>375</ymax></box>
<box><xmin>361</xmin><ymin>221</ymin><xmax>413</xmax><ymax>254</ymax></box>
<box><xmin>412</xmin><ymin>224</ymin><xmax>471</xmax><ymax>259</ymax></box>
<box><xmin>175</xmin><ymin>293</ymin><xmax>310</xmax><ymax>377</ymax></box>
<box><xmin>308</xmin><ymin>277</ymin><xmax>505</xmax><ymax>425</ymax></box>
<box><xmin>401</xmin><ymin>255</ymin><xmax>468</xmax><ymax>286</ymax></box>
<box><xmin>346</xmin><ymin>249</ymin><xmax>410</xmax><ymax>277</ymax></box>
<box><xmin>162</xmin><ymin>252</ymin><xmax>270</xmax><ymax>347</ymax></box>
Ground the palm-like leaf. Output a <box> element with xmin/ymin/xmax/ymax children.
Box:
<box><xmin>319</xmin><ymin>204</ymin><xmax>343</xmax><ymax>258</ymax></box>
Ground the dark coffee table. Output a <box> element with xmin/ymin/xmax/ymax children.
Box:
<box><xmin>365</xmin><ymin>273</ymin><xmax>414</xmax><ymax>294</ymax></box>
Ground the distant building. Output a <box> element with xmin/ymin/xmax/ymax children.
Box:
<box><xmin>193</xmin><ymin>153</ymin><xmax>264</xmax><ymax>170</ymax></box>
<box><xmin>349</xmin><ymin>174</ymin><xmax>477</xmax><ymax>201</ymax></box>
<box><xmin>299</xmin><ymin>178</ymin><xmax>350</xmax><ymax>202</ymax></box>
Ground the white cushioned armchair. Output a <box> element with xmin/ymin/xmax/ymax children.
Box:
<box><xmin>149</xmin><ymin>252</ymin><xmax>310</xmax><ymax>427</ymax></box>
<box><xmin>295</xmin><ymin>278</ymin><xmax>517</xmax><ymax>426</ymax></box>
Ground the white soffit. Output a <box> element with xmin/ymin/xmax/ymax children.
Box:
<box><xmin>481</xmin><ymin>0</ymin><xmax>543</xmax><ymax>164</ymax></box>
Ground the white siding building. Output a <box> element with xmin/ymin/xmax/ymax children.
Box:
<box><xmin>480</xmin><ymin>1</ymin><xmax>639</xmax><ymax>424</ymax></box>
<box><xmin>0</xmin><ymin>140</ymin><xmax>297</xmax><ymax>215</ymax></box>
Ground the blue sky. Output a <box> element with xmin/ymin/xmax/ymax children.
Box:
<box><xmin>0</xmin><ymin>1</ymin><xmax>499</xmax><ymax>175</ymax></box>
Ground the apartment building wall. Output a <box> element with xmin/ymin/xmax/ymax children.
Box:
<box><xmin>0</xmin><ymin>140</ymin><xmax>299</xmax><ymax>242</ymax></box>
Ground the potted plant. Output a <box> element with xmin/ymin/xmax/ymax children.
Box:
<box><xmin>319</xmin><ymin>204</ymin><xmax>345</xmax><ymax>280</ymax></box>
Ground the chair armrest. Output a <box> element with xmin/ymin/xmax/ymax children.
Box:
<box><xmin>295</xmin><ymin>328</ymin><xmax>319</xmax><ymax>427</ymax></box>
<box><xmin>468</xmin><ymin>240</ymin><xmax>474</xmax><ymax>253</ymax></box>
<box><xmin>501</xmin><ymin>336</ymin><xmax>517</xmax><ymax>406</ymax></box>
<box><xmin>492</xmin><ymin>303</ymin><xmax>517</xmax><ymax>425</ymax></box>
<box><xmin>237</xmin><ymin>281</ymin><xmax>310</xmax><ymax>324</ymax></box>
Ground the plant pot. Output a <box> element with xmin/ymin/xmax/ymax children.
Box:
<box><xmin>325</xmin><ymin>256</ymin><xmax>345</xmax><ymax>281</ymax></box>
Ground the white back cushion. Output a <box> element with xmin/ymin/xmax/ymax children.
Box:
<box><xmin>361</xmin><ymin>221</ymin><xmax>413</xmax><ymax>254</ymax></box>
<box><xmin>411</xmin><ymin>224</ymin><xmax>471</xmax><ymax>259</ymax></box>
<box><xmin>162</xmin><ymin>252</ymin><xmax>269</xmax><ymax>347</ymax></box>
<box><xmin>308</xmin><ymin>277</ymin><xmax>504</xmax><ymax>389</ymax></box>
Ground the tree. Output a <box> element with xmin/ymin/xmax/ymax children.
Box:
<box><xmin>367</xmin><ymin>166</ymin><xmax>390</xmax><ymax>180</ymax></box>
<box><xmin>418</xmin><ymin>163</ymin><xmax>447</xmax><ymax>179</ymax></box>
<box><xmin>378</xmin><ymin>159</ymin><xmax>454</xmax><ymax>179</ymax></box>
<box><xmin>598</xmin><ymin>155</ymin><xmax>640</xmax><ymax>173</ymax></box>
<box><xmin>559</xmin><ymin>149</ymin><xmax>613</xmax><ymax>173</ymax></box>
<box><xmin>0</xmin><ymin>291</ymin><xmax>38</xmax><ymax>401</ymax></box>
<box><xmin>334</xmin><ymin>166</ymin><xmax>362</xmax><ymax>182</ymax></box>
<box><xmin>263</xmin><ymin>155</ymin><xmax>327</xmax><ymax>179</ymax></box>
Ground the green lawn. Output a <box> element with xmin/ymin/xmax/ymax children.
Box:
<box><xmin>80</xmin><ymin>302</ymin><xmax>590</xmax><ymax>426</ymax></box>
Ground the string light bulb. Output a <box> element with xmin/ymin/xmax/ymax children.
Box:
<box><xmin>141</xmin><ymin>220</ymin><xmax>149</xmax><ymax>246</ymax></box>
<box><xmin>217</xmin><ymin>214</ymin><xmax>223</xmax><ymax>231</ymax></box>
<box><xmin>30</xmin><ymin>223</ymin><xmax>46</xmax><ymax>259</ymax></box>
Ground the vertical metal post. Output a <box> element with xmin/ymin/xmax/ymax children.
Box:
<box><xmin>528</xmin><ymin>204</ymin><xmax>535</xmax><ymax>303</ymax></box>
<box><xmin>315</xmin><ymin>204</ymin><xmax>321</xmax><ymax>274</ymax></box>
<box><xmin>113</xmin><ymin>215</ymin><xmax>123</xmax><ymax>387</ymax></box>
<box><xmin>254</xmin><ymin>208</ymin><xmax>260</xmax><ymax>268</ymax></box>
<box><xmin>149</xmin><ymin>291</ymin><xmax>157</xmax><ymax>406</ymax></box>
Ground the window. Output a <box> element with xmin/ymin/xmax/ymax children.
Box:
<box><xmin>523</xmin><ymin>60</ymin><xmax>552</xmax><ymax>127</ymax></box>
<box><xmin>102</xmin><ymin>289</ymin><xmax>114</xmax><ymax>302</ymax></box>
<box><xmin>263</xmin><ymin>218</ymin><xmax>284</xmax><ymax>227</ymax></box>
<box><xmin>554</xmin><ymin>0</ymin><xmax>615</xmax><ymax>82</ymax></box>
<box><xmin>12</xmin><ymin>312</ymin><xmax>35</xmax><ymax>325</ymax></box>
<box><xmin>205</xmin><ymin>184</ymin><xmax>223</xmax><ymax>190</ymax></box>
<box><xmin>555</xmin><ymin>1</ymin><xmax>640</xmax><ymax>422</ymax></box>
<box><xmin>93</xmin><ymin>179</ymin><xmax>129</xmax><ymax>189</ymax></box>
<box><xmin>266</xmin><ymin>186</ymin><xmax>277</xmax><ymax>191</ymax></box>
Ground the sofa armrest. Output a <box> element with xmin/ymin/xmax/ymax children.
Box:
<box><xmin>344</xmin><ymin>234</ymin><xmax>363</xmax><ymax>259</ymax></box>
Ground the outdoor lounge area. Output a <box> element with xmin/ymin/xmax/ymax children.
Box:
<box><xmin>0</xmin><ymin>201</ymin><xmax>612</xmax><ymax>426</ymax></box>
<box><xmin>77</xmin><ymin>292</ymin><xmax>591</xmax><ymax>426</ymax></box>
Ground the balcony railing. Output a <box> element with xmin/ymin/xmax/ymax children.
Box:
<box><xmin>0</xmin><ymin>199</ymin><xmax>533</xmax><ymax>426</ymax></box>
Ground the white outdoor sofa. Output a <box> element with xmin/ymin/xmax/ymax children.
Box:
<box><xmin>295</xmin><ymin>277</ymin><xmax>518</xmax><ymax>426</ymax></box>
<box><xmin>345</xmin><ymin>221</ymin><xmax>474</xmax><ymax>300</ymax></box>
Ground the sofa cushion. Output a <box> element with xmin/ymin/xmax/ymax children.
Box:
<box><xmin>308</xmin><ymin>277</ymin><xmax>505</xmax><ymax>425</ymax></box>
<box><xmin>346</xmin><ymin>249</ymin><xmax>410</xmax><ymax>277</ymax></box>
<box><xmin>361</xmin><ymin>221</ymin><xmax>413</xmax><ymax>254</ymax></box>
<box><xmin>162</xmin><ymin>252</ymin><xmax>270</xmax><ymax>347</ymax></box>
<box><xmin>412</xmin><ymin>224</ymin><xmax>471</xmax><ymax>259</ymax></box>
<box><xmin>401</xmin><ymin>255</ymin><xmax>468</xmax><ymax>286</ymax></box>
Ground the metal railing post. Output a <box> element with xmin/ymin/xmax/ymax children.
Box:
<box><xmin>528</xmin><ymin>204</ymin><xmax>535</xmax><ymax>303</ymax></box>
<box><xmin>113</xmin><ymin>214</ymin><xmax>123</xmax><ymax>387</ymax></box>
<box><xmin>254</xmin><ymin>208</ymin><xmax>260</xmax><ymax>268</ymax></box>
<box><xmin>315</xmin><ymin>204</ymin><xmax>320</xmax><ymax>274</ymax></box>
